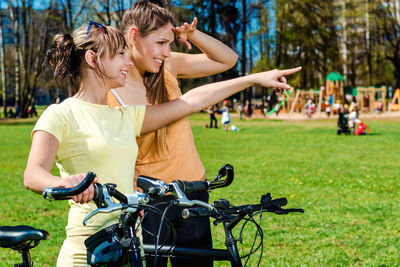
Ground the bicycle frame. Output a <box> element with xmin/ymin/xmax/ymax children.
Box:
<box><xmin>142</xmin><ymin>218</ymin><xmax>243</xmax><ymax>266</ymax></box>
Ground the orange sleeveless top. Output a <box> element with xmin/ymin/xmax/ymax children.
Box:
<box><xmin>107</xmin><ymin>69</ymin><xmax>205</xmax><ymax>185</ymax></box>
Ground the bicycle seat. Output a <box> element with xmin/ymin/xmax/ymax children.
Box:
<box><xmin>0</xmin><ymin>225</ymin><xmax>49</xmax><ymax>249</ymax></box>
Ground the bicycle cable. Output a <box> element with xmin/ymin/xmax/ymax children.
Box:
<box><xmin>153</xmin><ymin>203</ymin><xmax>174</xmax><ymax>267</ymax></box>
<box><xmin>237</xmin><ymin>212</ymin><xmax>264</xmax><ymax>267</ymax></box>
<box><xmin>140</xmin><ymin>202</ymin><xmax>177</xmax><ymax>254</ymax></box>
<box><xmin>241</xmin><ymin>216</ymin><xmax>263</xmax><ymax>266</ymax></box>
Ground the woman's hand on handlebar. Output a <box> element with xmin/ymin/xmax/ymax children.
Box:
<box><xmin>58</xmin><ymin>173</ymin><xmax>98</xmax><ymax>203</ymax></box>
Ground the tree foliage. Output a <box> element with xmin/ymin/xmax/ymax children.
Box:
<box><xmin>1</xmin><ymin>0</ymin><xmax>399</xmax><ymax>118</ymax></box>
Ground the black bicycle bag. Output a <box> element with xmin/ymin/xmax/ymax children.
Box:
<box><xmin>85</xmin><ymin>223</ymin><xmax>137</xmax><ymax>266</ymax></box>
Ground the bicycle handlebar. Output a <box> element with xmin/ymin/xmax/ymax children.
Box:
<box><xmin>171</xmin><ymin>164</ymin><xmax>234</xmax><ymax>193</ymax></box>
<box><xmin>43</xmin><ymin>164</ymin><xmax>234</xmax><ymax>207</ymax></box>
<box><xmin>42</xmin><ymin>172</ymin><xmax>97</xmax><ymax>201</ymax></box>
<box><xmin>137</xmin><ymin>164</ymin><xmax>234</xmax><ymax>198</ymax></box>
<box><xmin>182</xmin><ymin>195</ymin><xmax>304</xmax><ymax>220</ymax></box>
<box><xmin>172</xmin><ymin>180</ymin><xmax>209</xmax><ymax>194</ymax></box>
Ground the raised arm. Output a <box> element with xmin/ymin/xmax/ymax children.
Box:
<box><xmin>165</xmin><ymin>17</ymin><xmax>238</xmax><ymax>78</ymax></box>
<box><xmin>24</xmin><ymin>131</ymin><xmax>97</xmax><ymax>203</ymax></box>
<box><xmin>141</xmin><ymin>67</ymin><xmax>301</xmax><ymax>134</ymax></box>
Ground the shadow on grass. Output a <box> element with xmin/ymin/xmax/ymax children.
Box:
<box><xmin>0</xmin><ymin>118</ymin><xmax>37</xmax><ymax>126</ymax></box>
<box><xmin>362</xmin><ymin>132</ymin><xmax>381</xmax><ymax>136</ymax></box>
<box><xmin>267</xmin><ymin>119</ymin><xmax>284</xmax><ymax>122</ymax></box>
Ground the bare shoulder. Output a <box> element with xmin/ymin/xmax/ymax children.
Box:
<box><xmin>114</xmin><ymin>83</ymin><xmax>149</xmax><ymax>105</ymax></box>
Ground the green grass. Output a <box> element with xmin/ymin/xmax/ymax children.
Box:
<box><xmin>1</xmin><ymin>113</ymin><xmax>400</xmax><ymax>266</ymax></box>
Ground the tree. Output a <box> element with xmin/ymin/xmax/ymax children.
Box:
<box><xmin>8</xmin><ymin>0</ymin><xmax>61</xmax><ymax>118</ymax></box>
<box><xmin>93</xmin><ymin>0</ymin><xmax>130</xmax><ymax>27</ymax></box>
<box><xmin>374</xmin><ymin>0</ymin><xmax>400</xmax><ymax>88</ymax></box>
<box><xmin>0</xmin><ymin>13</ymin><xmax>7</xmax><ymax>116</ymax></box>
<box><xmin>273</xmin><ymin>0</ymin><xmax>342</xmax><ymax>88</ymax></box>
<box><xmin>177</xmin><ymin>0</ymin><xmax>239</xmax><ymax>92</ymax></box>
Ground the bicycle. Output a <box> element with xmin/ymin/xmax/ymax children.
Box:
<box><xmin>0</xmin><ymin>164</ymin><xmax>304</xmax><ymax>266</ymax></box>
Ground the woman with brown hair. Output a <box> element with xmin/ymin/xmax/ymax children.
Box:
<box><xmin>107</xmin><ymin>2</ymin><xmax>238</xmax><ymax>266</ymax></box>
<box><xmin>107</xmin><ymin>2</ymin><xmax>296</xmax><ymax>266</ymax></box>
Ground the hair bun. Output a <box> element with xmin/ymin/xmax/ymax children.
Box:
<box><xmin>45</xmin><ymin>33</ymin><xmax>82</xmax><ymax>87</ymax></box>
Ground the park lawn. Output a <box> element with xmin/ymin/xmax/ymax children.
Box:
<box><xmin>0</xmin><ymin>112</ymin><xmax>399</xmax><ymax>266</ymax></box>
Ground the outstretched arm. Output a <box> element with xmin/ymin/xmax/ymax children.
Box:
<box><xmin>24</xmin><ymin>131</ymin><xmax>97</xmax><ymax>203</ymax></box>
<box><xmin>166</xmin><ymin>17</ymin><xmax>238</xmax><ymax>78</ymax></box>
<box><xmin>141</xmin><ymin>67</ymin><xmax>301</xmax><ymax>134</ymax></box>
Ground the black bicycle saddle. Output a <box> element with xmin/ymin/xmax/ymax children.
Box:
<box><xmin>0</xmin><ymin>225</ymin><xmax>49</xmax><ymax>249</ymax></box>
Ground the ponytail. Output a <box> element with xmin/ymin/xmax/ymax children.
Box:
<box><xmin>46</xmin><ymin>34</ymin><xmax>84</xmax><ymax>93</ymax></box>
<box><xmin>45</xmin><ymin>24</ymin><xmax>127</xmax><ymax>94</ymax></box>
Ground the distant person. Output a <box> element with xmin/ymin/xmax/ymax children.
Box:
<box><xmin>374</xmin><ymin>100</ymin><xmax>383</xmax><ymax>114</ymax></box>
<box><xmin>325</xmin><ymin>101</ymin><xmax>331</xmax><ymax>117</ymax></box>
<box><xmin>221</xmin><ymin>100</ymin><xmax>231</xmax><ymax>131</ymax></box>
<box><xmin>237</xmin><ymin>103</ymin><xmax>243</xmax><ymax>120</ymax></box>
<box><xmin>8</xmin><ymin>108</ymin><xmax>14</xmax><ymax>118</ymax></box>
<box><xmin>31</xmin><ymin>105</ymin><xmax>38</xmax><ymax>117</ymax></box>
<box><xmin>244</xmin><ymin>100</ymin><xmax>252</xmax><ymax>119</ymax></box>
<box><xmin>348</xmin><ymin>107</ymin><xmax>361</xmax><ymax>134</ymax></box>
<box><xmin>275</xmin><ymin>103</ymin><xmax>280</xmax><ymax>116</ymax></box>
<box><xmin>15</xmin><ymin>105</ymin><xmax>20</xmax><ymax>118</ymax></box>
<box><xmin>207</xmin><ymin>104</ymin><xmax>218</xmax><ymax>128</ymax></box>
<box><xmin>337</xmin><ymin>105</ymin><xmax>350</xmax><ymax>135</ymax></box>
<box><xmin>305</xmin><ymin>98</ymin><xmax>314</xmax><ymax>118</ymax></box>
<box><xmin>355</xmin><ymin>121</ymin><xmax>371</xmax><ymax>135</ymax></box>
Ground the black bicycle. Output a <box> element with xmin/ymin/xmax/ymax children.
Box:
<box><xmin>0</xmin><ymin>164</ymin><xmax>304</xmax><ymax>266</ymax></box>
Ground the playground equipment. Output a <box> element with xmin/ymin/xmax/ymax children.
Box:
<box><xmin>265</xmin><ymin>88</ymin><xmax>292</xmax><ymax>116</ymax></box>
<box><xmin>288</xmin><ymin>89</ymin><xmax>320</xmax><ymax>115</ymax></box>
<box><xmin>389</xmin><ymin>88</ymin><xmax>400</xmax><ymax>111</ymax></box>
<box><xmin>325</xmin><ymin>72</ymin><xmax>345</xmax><ymax>106</ymax></box>
<box><xmin>356</xmin><ymin>86</ymin><xmax>387</xmax><ymax>113</ymax></box>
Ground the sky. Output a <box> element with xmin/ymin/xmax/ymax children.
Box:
<box><xmin>1</xmin><ymin>0</ymin><xmax>277</xmax><ymax>66</ymax></box>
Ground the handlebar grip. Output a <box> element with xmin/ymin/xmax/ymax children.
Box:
<box><xmin>173</xmin><ymin>180</ymin><xmax>209</xmax><ymax>194</ymax></box>
<box><xmin>92</xmin><ymin>183</ymin><xmax>103</xmax><ymax>204</ymax></box>
<box><xmin>182</xmin><ymin>207</ymin><xmax>217</xmax><ymax>219</ymax></box>
<box><xmin>42</xmin><ymin>172</ymin><xmax>97</xmax><ymax>201</ymax></box>
<box><xmin>271</xmin><ymin>198</ymin><xmax>288</xmax><ymax>207</ymax></box>
<box><xmin>209</xmin><ymin>164</ymin><xmax>234</xmax><ymax>190</ymax></box>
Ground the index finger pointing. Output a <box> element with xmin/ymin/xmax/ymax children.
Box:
<box><xmin>192</xmin><ymin>17</ymin><xmax>198</xmax><ymax>27</ymax></box>
<box><xmin>280</xmin><ymin>66</ymin><xmax>302</xmax><ymax>76</ymax></box>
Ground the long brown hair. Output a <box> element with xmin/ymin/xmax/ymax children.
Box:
<box><xmin>46</xmin><ymin>24</ymin><xmax>127</xmax><ymax>94</ymax></box>
<box><xmin>122</xmin><ymin>1</ymin><xmax>176</xmax><ymax>152</ymax></box>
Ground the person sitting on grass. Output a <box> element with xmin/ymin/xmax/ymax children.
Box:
<box><xmin>355</xmin><ymin>121</ymin><xmax>371</xmax><ymax>136</ymax></box>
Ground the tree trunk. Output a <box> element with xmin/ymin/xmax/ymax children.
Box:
<box><xmin>105</xmin><ymin>0</ymin><xmax>111</xmax><ymax>26</ymax></box>
<box><xmin>241</xmin><ymin>0</ymin><xmax>248</xmax><ymax>101</ymax></box>
<box><xmin>365</xmin><ymin>0</ymin><xmax>372</xmax><ymax>85</ymax></box>
<box><xmin>10</xmin><ymin>5</ymin><xmax>21</xmax><ymax>112</ymax></box>
<box><xmin>393</xmin><ymin>57</ymin><xmax>400</xmax><ymax>89</ymax></box>
<box><xmin>341</xmin><ymin>0</ymin><xmax>347</xmax><ymax>80</ymax></box>
<box><xmin>0</xmin><ymin>16</ymin><xmax>6</xmax><ymax>117</ymax></box>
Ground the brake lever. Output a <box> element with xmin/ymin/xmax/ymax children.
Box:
<box><xmin>83</xmin><ymin>204</ymin><xmax>125</xmax><ymax>225</ymax></box>
<box><xmin>83</xmin><ymin>185</ymin><xmax>125</xmax><ymax>225</ymax></box>
<box><xmin>170</xmin><ymin>183</ymin><xmax>214</xmax><ymax>211</ymax></box>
